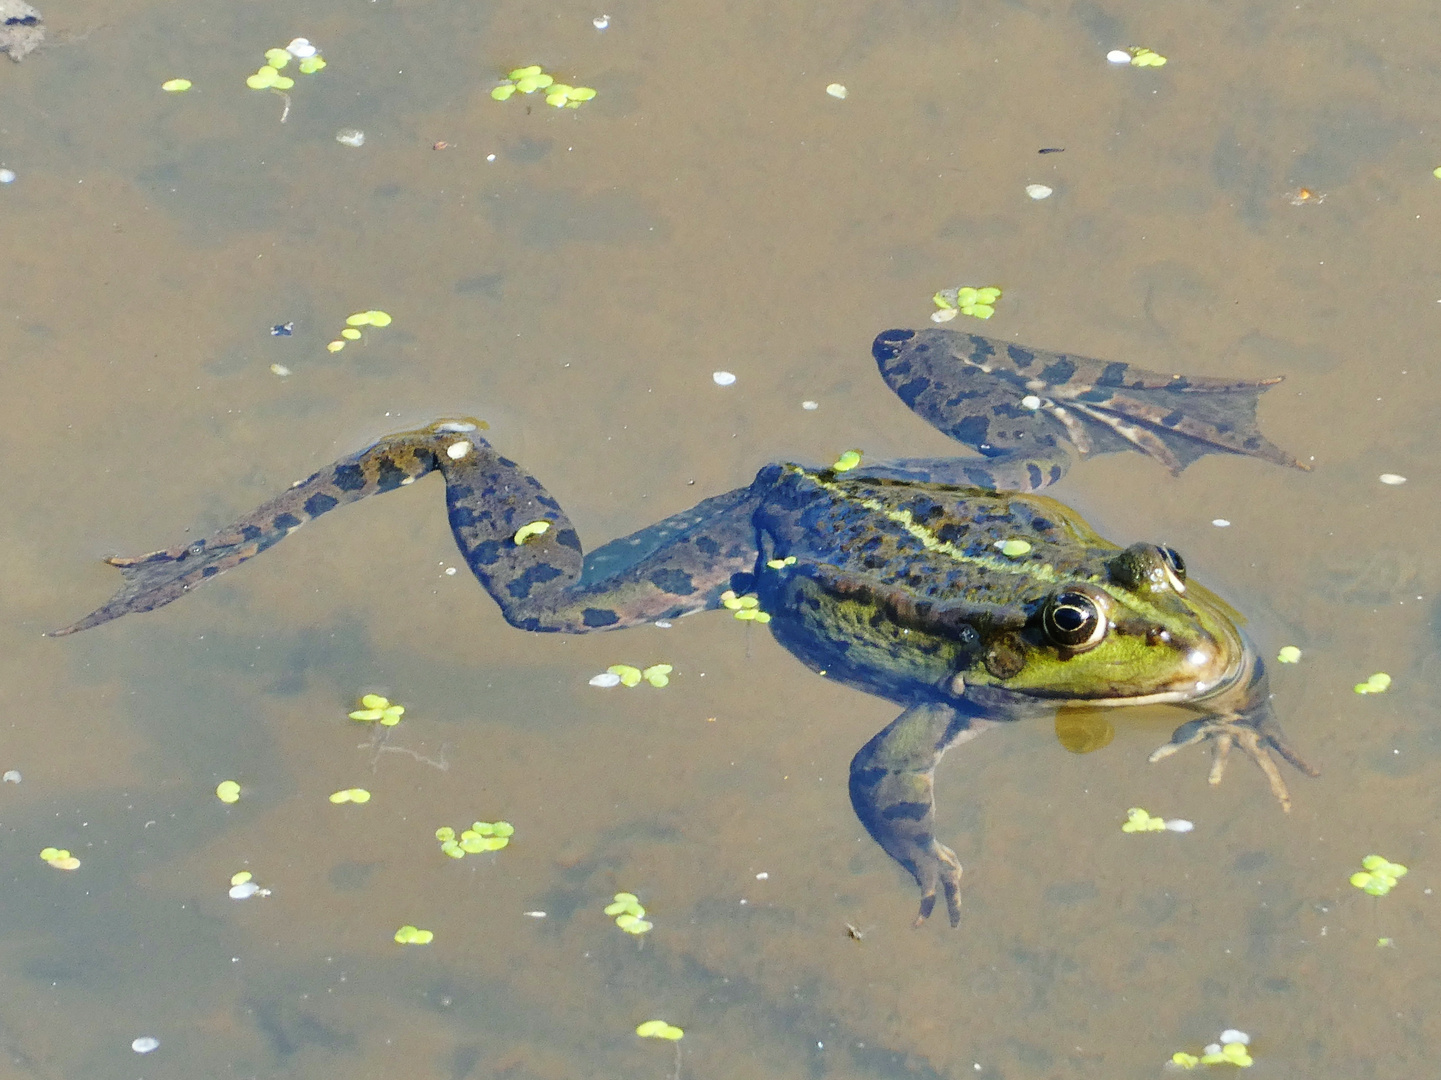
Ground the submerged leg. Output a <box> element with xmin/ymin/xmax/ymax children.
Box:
<box><xmin>872</xmin><ymin>328</ymin><xmax>1307</xmax><ymax>487</ymax></box>
<box><xmin>54</xmin><ymin>419</ymin><xmax>762</xmax><ymax>636</ymax></box>
<box><xmin>849</xmin><ymin>703</ymin><xmax>999</xmax><ymax>928</ymax></box>
<box><xmin>50</xmin><ymin>419</ymin><xmax>470</xmax><ymax>635</ymax></box>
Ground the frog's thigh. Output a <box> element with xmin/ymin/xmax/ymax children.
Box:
<box><xmin>854</xmin><ymin>455</ymin><xmax>1065</xmax><ymax>492</ymax></box>
<box><xmin>849</xmin><ymin>703</ymin><xmax>999</xmax><ymax>926</ymax></box>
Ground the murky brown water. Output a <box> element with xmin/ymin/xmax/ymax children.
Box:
<box><xmin>3</xmin><ymin>0</ymin><xmax>1440</xmax><ymax>1076</ymax></box>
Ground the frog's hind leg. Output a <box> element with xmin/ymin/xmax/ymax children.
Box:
<box><xmin>849</xmin><ymin>702</ymin><xmax>999</xmax><ymax>927</ymax></box>
<box><xmin>873</xmin><ymin>328</ymin><xmax>1307</xmax><ymax>485</ymax></box>
<box><xmin>439</xmin><ymin>439</ymin><xmax>761</xmax><ymax>631</ymax></box>
<box><xmin>50</xmin><ymin>419</ymin><xmax>473</xmax><ymax>635</ymax></box>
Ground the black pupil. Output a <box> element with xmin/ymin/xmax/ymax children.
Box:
<box><xmin>1053</xmin><ymin>604</ymin><xmax>1088</xmax><ymax>632</ymax></box>
<box><xmin>1162</xmin><ymin>547</ymin><xmax>1186</xmax><ymax>575</ymax></box>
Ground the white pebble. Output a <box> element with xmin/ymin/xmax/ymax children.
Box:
<box><xmin>931</xmin><ymin>308</ymin><xmax>959</xmax><ymax>323</ymax></box>
<box><xmin>589</xmin><ymin>672</ymin><xmax>622</xmax><ymax>688</ymax></box>
<box><xmin>444</xmin><ymin>566</ymin><xmax>458</xmax><ymax>576</ymax></box>
<box><xmin>1106</xmin><ymin>49</ymin><xmax>1131</xmax><ymax>64</ymax></box>
<box><xmin>654</xmin><ymin>619</ymin><xmax>672</xmax><ymax>628</ymax></box>
<box><xmin>1211</xmin><ymin>518</ymin><xmax>1231</xmax><ymax>528</ymax></box>
<box><xmin>229</xmin><ymin>882</ymin><xmax>260</xmax><ymax>900</ymax></box>
<box><xmin>286</xmin><ymin>38</ymin><xmax>317</xmax><ymax>58</ymax></box>
<box><xmin>801</xmin><ymin>400</ymin><xmax>819</xmax><ymax>410</ymax></box>
<box><xmin>269</xmin><ymin>363</ymin><xmax>291</xmax><ymax>377</ymax></box>
<box><xmin>131</xmin><ymin>1037</ymin><xmax>160</xmax><ymax>1054</ymax></box>
<box><xmin>1379</xmin><ymin>473</ymin><xmax>1407</xmax><ymax>485</ymax></box>
<box><xmin>0</xmin><ymin>169</ymin><xmax>15</xmax><ymax>184</ymax></box>
<box><xmin>487</xmin><ymin>153</ymin><xmax>496</xmax><ymax>162</ymax></box>
<box><xmin>1203</xmin><ymin>1044</ymin><xmax>1222</xmax><ymax>1056</ymax></box>
<box><xmin>712</xmin><ymin>371</ymin><xmax>736</xmax><ymax>386</ymax></box>
<box><xmin>826</xmin><ymin>83</ymin><xmax>848</xmax><ymax>99</ymax></box>
<box><xmin>446</xmin><ymin>440</ymin><xmax>472</xmax><ymax>459</ymax></box>
<box><xmin>1164</xmin><ymin>818</ymin><xmax>1194</xmax><ymax>832</ymax></box>
<box><xmin>1021</xmin><ymin>395</ymin><xmax>1042</xmax><ymax>410</ymax></box>
<box><xmin>755</xmin><ymin>871</ymin><xmax>769</xmax><ymax>880</ymax></box>
<box><xmin>2</xmin><ymin>769</ymin><xmax>19</xmax><ymax>783</ymax></box>
<box><xmin>1025</xmin><ymin>184</ymin><xmax>1053</xmax><ymax>200</ymax></box>
<box><xmin>524</xmin><ymin>910</ymin><xmax>548</xmax><ymax>918</ymax></box>
<box><xmin>1219</xmin><ymin>1030</ymin><xmax>1250</xmax><ymax>1046</ymax></box>
<box><xmin>335</xmin><ymin>129</ymin><xmax>366</xmax><ymax>148</ymax></box>
<box><xmin>593</xmin><ymin>14</ymin><xmax>609</xmax><ymax>29</ymax></box>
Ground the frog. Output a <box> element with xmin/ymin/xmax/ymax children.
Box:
<box><xmin>53</xmin><ymin>327</ymin><xmax>1317</xmax><ymax>927</ymax></box>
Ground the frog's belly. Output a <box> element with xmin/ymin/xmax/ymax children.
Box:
<box><xmin>762</xmin><ymin>573</ymin><xmax>967</xmax><ymax>705</ymax></box>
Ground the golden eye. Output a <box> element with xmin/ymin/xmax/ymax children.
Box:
<box><xmin>1042</xmin><ymin>588</ymin><xmax>1108</xmax><ymax>651</ymax></box>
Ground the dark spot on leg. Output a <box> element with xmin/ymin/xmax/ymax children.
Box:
<box><xmin>304</xmin><ymin>492</ymin><xmax>339</xmax><ymax>517</ymax></box>
<box><xmin>695</xmin><ymin>535</ymin><xmax>720</xmax><ymax>556</ymax></box>
<box><xmin>555</xmin><ymin>528</ymin><xmax>582</xmax><ymax>551</ymax></box>
<box><xmin>1098</xmin><ymin>362</ymin><xmax>1129</xmax><ymax>386</ymax></box>
<box><xmin>582</xmin><ymin>607</ymin><xmax>621</xmax><ymax>627</ymax></box>
<box><xmin>953</xmin><ymin>414</ymin><xmax>989</xmax><ymax>447</ymax></box>
<box><xmin>375</xmin><ymin>458</ymin><xmax>408</xmax><ymax>491</ymax></box>
<box><xmin>467</xmin><ymin>539</ymin><xmax>502</xmax><ymax>566</ymax></box>
<box><xmin>893</xmin><ymin>377</ymin><xmax>932</xmax><ymax>409</ymax></box>
<box><xmin>1006</xmin><ymin>344</ymin><xmax>1035</xmax><ymax>368</ymax></box>
<box><xmin>332</xmin><ymin>463</ymin><xmax>367</xmax><ymax>492</ymax></box>
<box><xmin>273</xmin><ymin>512</ymin><xmax>302</xmax><ymax>530</ymax></box>
<box><xmin>241</xmin><ymin>524</ymin><xmax>263</xmax><ymax>541</ymax></box>
<box><xmin>872</xmin><ymin>329</ymin><xmax>915</xmax><ymax>363</ymax></box>
<box><xmin>882</xmin><ymin>801</ymin><xmax>932</xmax><ymax>822</ymax></box>
<box><xmin>1040</xmin><ymin>358</ymin><xmax>1077</xmax><ymax>385</ymax></box>
<box><xmin>648</xmin><ymin>567</ymin><xmax>694</xmax><ymax>595</ymax></box>
<box><xmin>1161</xmin><ymin>410</ymin><xmax>1184</xmax><ymax>427</ymax></box>
<box><xmin>1026</xmin><ymin>463</ymin><xmax>1043</xmax><ymax>489</ymax></box>
<box><xmin>507</xmin><ymin>563</ymin><xmax>565</xmax><ymax>599</ymax></box>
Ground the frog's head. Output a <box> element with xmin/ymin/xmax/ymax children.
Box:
<box><xmin>972</xmin><ymin>542</ymin><xmax>1251</xmax><ymax>707</ymax></box>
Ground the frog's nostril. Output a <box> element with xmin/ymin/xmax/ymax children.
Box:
<box><xmin>1146</xmin><ymin>626</ymin><xmax>1171</xmax><ymax>646</ymax></box>
<box><xmin>872</xmin><ymin>329</ymin><xmax>915</xmax><ymax>363</ymax></box>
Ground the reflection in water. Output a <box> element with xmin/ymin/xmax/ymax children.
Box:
<box><xmin>4</xmin><ymin>0</ymin><xmax>1441</xmax><ymax>1076</ymax></box>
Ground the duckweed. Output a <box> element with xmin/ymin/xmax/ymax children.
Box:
<box><xmin>998</xmin><ymin>539</ymin><xmax>1031</xmax><ymax>558</ymax></box>
<box><xmin>513</xmin><ymin>520</ymin><xmax>551</xmax><ymax>544</ymax></box>
<box><xmin>606</xmin><ymin>891</ymin><xmax>653</xmax><ymax>934</ymax></box>
<box><xmin>349</xmin><ymin>693</ymin><xmax>405</xmax><ymax>726</ymax></box>
<box><xmin>721</xmin><ymin>589</ymin><xmax>772</xmax><ymax>623</ymax></box>
<box><xmin>246</xmin><ymin>40</ymin><xmax>326</xmax><ymax>95</ymax></box>
<box><xmin>340</xmin><ymin>328</ymin><xmax>362</xmax><ymax>340</ymax></box>
<box><xmin>1121</xmin><ymin>807</ymin><xmax>1166</xmax><ymax>832</ymax></box>
<box><xmin>298</xmin><ymin>56</ymin><xmax>326</xmax><ymax>74</ymax></box>
<box><xmin>493</xmin><ymin>65</ymin><xmax>596</xmax><ymax>108</ymax></box>
<box><xmin>1128</xmin><ymin>46</ymin><xmax>1167</xmax><ymax>66</ymax></box>
<box><xmin>329</xmin><ymin>788</ymin><xmax>371</xmax><ymax>803</ymax></box>
<box><xmin>767</xmin><ymin>555</ymin><xmax>797</xmax><ymax>570</ymax></box>
<box><xmin>832</xmin><ymin>449</ymin><xmax>862</xmax><ymax>472</ymax></box>
<box><xmin>328</xmin><ymin>310</ymin><xmax>392</xmax><ymax>353</ymax></box>
<box><xmin>161</xmin><ymin>78</ymin><xmax>192</xmax><ymax>92</ymax></box>
<box><xmin>1354</xmin><ymin>672</ymin><xmax>1391</xmax><ymax>694</ymax></box>
<box><xmin>933</xmin><ymin>286</ymin><xmax>1002</xmax><ymax>320</ymax></box>
<box><xmin>1199</xmin><ymin>1042</ymin><xmax>1252</xmax><ymax>1067</ymax></box>
<box><xmin>1351</xmin><ymin>854</ymin><xmax>1407</xmax><ymax>896</ymax></box>
<box><xmin>246</xmin><ymin>66</ymin><xmax>294</xmax><ymax>91</ymax></box>
<box><xmin>636</xmin><ymin>1020</ymin><xmax>684</xmax><ymax>1040</ymax></box>
<box><xmin>394</xmin><ymin>924</ymin><xmax>434</xmax><ymax>944</ymax></box>
<box><xmin>40</xmin><ymin>847</ymin><xmax>80</xmax><ymax>869</ymax></box>
<box><xmin>216</xmin><ymin>780</ymin><xmax>241</xmax><ymax>803</ymax></box>
<box><xmin>642</xmin><ymin>663</ymin><xmax>672</xmax><ymax>687</ymax></box>
<box><xmin>436</xmin><ymin>820</ymin><xmax>514</xmax><ymax>858</ymax></box>
<box><xmin>1276</xmin><ymin>645</ymin><xmax>1301</xmax><ymax>664</ymax></box>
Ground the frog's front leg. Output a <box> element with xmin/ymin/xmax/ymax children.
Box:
<box><xmin>849</xmin><ymin>702</ymin><xmax>1000</xmax><ymax>928</ymax></box>
<box><xmin>1147</xmin><ymin>655</ymin><xmax>1318</xmax><ymax>810</ymax></box>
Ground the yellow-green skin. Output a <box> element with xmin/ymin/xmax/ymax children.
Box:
<box><xmin>54</xmin><ymin>327</ymin><xmax>1315</xmax><ymax>927</ymax></box>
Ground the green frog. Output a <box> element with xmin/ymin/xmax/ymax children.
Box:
<box><xmin>54</xmin><ymin>328</ymin><xmax>1317</xmax><ymax>926</ymax></box>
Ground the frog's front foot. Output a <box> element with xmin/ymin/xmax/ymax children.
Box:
<box><xmin>1149</xmin><ymin>714</ymin><xmax>1319</xmax><ymax>811</ymax></box>
<box><xmin>907</xmin><ymin>839</ymin><xmax>964</xmax><ymax>929</ymax></box>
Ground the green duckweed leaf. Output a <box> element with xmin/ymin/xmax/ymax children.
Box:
<box><xmin>298</xmin><ymin>56</ymin><xmax>326</xmax><ymax>74</ymax></box>
<box><xmin>216</xmin><ymin>780</ymin><xmax>241</xmax><ymax>803</ymax></box>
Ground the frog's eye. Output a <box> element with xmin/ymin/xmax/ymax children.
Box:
<box><xmin>1158</xmin><ymin>546</ymin><xmax>1187</xmax><ymax>591</ymax></box>
<box><xmin>1042</xmin><ymin>588</ymin><xmax>1108</xmax><ymax>651</ymax></box>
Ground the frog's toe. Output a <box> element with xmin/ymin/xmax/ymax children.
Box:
<box><xmin>1148</xmin><ymin>717</ymin><xmax>1317</xmax><ymax>812</ymax></box>
<box><xmin>911</xmin><ymin>841</ymin><xmax>964</xmax><ymax>929</ymax></box>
